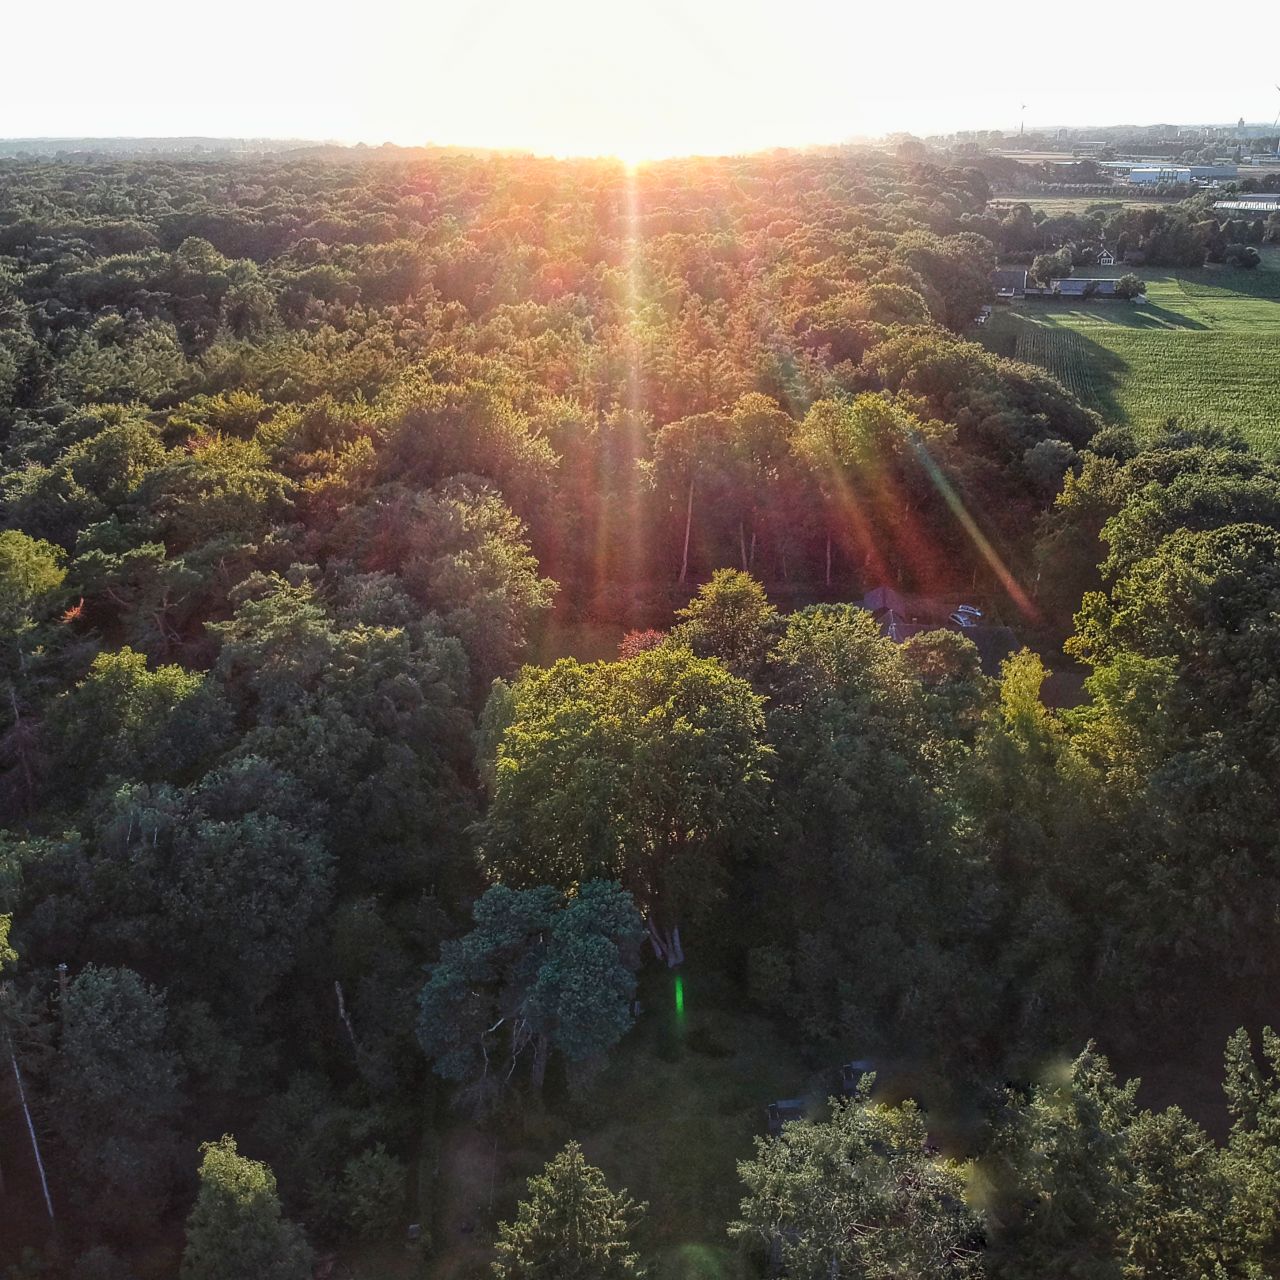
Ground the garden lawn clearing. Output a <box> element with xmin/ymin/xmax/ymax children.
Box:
<box><xmin>425</xmin><ymin>963</ymin><xmax>817</xmax><ymax>1280</ymax></box>
<box><xmin>985</xmin><ymin>247</ymin><xmax>1280</xmax><ymax>449</ymax></box>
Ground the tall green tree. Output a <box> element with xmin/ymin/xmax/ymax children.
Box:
<box><xmin>180</xmin><ymin>1136</ymin><xmax>312</xmax><ymax>1280</ymax></box>
<box><xmin>0</xmin><ymin>529</ymin><xmax>68</xmax><ymax>811</ymax></box>
<box><xmin>982</xmin><ymin>1046</ymin><xmax>1134</xmax><ymax>1280</ymax></box>
<box><xmin>52</xmin><ymin>965</ymin><xmax>184</xmax><ymax>1230</ymax></box>
<box><xmin>48</xmin><ymin>647</ymin><xmax>230</xmax><ymax>797</ymax></box>
<box><xmin>1222</xmin><ymin>1027</ymin><xmax>1280</xmax><ymax>1269</ymax></box>
<box><xmin>417</xmin><ymin>881</ymin><xmax>643</xmax><ymax>1108</ymax></box>
<box><xmin>478</xmin><ymin>646</ymin><xmax>771</xmax><ymax>963</ymax></box>
<box><xmin>669</xmin><ymin>568</ymin><xmax>779</xmax><ymax>679</ymax></box>
<box><xmin>730</xmin><ymin>1083</ymin><xmax>982</xmax><ymax>1279</ymax></box>
<box><xmin>492</xmin><ymin>1142</ymin><xmax>646</xmax><ymax>1280</ymax></box>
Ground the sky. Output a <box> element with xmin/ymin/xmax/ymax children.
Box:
<box><xmin>5</xmin><ymin>0</ymin><xmax>1279</xmax><ymax>158</ymax></box>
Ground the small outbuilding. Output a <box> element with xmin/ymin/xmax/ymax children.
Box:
<box><xmin>860</xmin><ymin>587</ymin><xmax>1019</xmax><ymax>676</ymax></box>
<box><xmin>1055</xmin><ymin>277</ymin><xmax>1119</xmax><ymax>298</ymax></box>
<box><xmin>991</xmin><ymin>267</ymin><xmax>1028</xmax><ymax>301</ymax></box>
<box><xmin>766</xmin><ymin>1099</ymin><xmax>807</xmax><ymax>1135</ymax></box>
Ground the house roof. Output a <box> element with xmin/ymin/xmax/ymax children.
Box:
<box><xmin>1056</xmin><ymin>277</ymin><xmax>1119</xmax><ymax>296</ymax></box>
<box><xmin>991</xmin><ymin>267</ymin><xmax>1028</xmax><ymax>294</ymax></box>
<box><xmin>862</xmin><ymin>584</ymin><xmax>912</xmax><ymax>615</ymax></box>
<box><xmin>860</xmin><ymin>589</ymin><xmax>1018</xmax><ymax>676</ymax></box>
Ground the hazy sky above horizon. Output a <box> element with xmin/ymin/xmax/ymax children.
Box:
<box><xmin>7</xmin><ymin>0</ymin><xmax>1279</xmax><ymax>158</ymax></box>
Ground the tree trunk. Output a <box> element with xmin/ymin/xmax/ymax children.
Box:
<box><xmin>9</xmin><ymin>1050</ymin><xmax>54</xmax><ymax>1223</ymax></box>
<box><xmin>530</xmin><ymin>1033</ymin><xmax>550</xmax><ymax>1093</ymax></box>
<box><xmin>749</xmin><ymin>529</ymin><xmax>757</xmax><ymax>571</ymax></box>
<box><xmin>7</xmin><ymin>684</ymin><xmax>34</xmax><ymax>811</ymax></box>
<box><xmin>334</xmin><ymin>981</ymin><xmax>360</xmax><ymax>1057</ymax></box>
<box><xmin>739</xmin><ymin>520</ymin><xmax>748</xmax><ymax>571</ymax></box>
<box><xmin>646</xmin><ymin>917</ymin><xmax>684</xmax><ymax>967</ymax></box>
<box><xmin>647</xmin><ymin>918</ymin><xmax>668</xmax><ymax>964</ymax></box>
<box><xmin>825</xmin><ymin>535</ymin><xmax>832</xmax><ymax>587</ymax></box>
<box><xmin>679</xmin><ymin>477</ymin><xmax>694</xmax><ymax>585</ymax></box>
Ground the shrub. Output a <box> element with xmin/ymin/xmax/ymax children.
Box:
<box><xmin>343</xmin><ymin>1144</ymin><xmax>407</xmax><ymax>1240</ymax></box>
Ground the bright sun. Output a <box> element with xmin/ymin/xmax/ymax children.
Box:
<box><xmin>385</xmin><ymin>0</ymin><xmax>791</xmax><ymax>162</ymax></box>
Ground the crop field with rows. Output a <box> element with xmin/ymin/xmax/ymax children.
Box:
<box><xmin>985</xmin><ymin>248</ymin><xmax>1280</xmax><ymax>450</ymax></box>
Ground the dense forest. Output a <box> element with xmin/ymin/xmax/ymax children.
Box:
<box><xmin>1</xmin><ymin>148</ymin><xmax>1279</xmax><ymax>1280</ymax></box>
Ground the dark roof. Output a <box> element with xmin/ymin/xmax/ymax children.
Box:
<box><xmin>863</xmin><ymin>584</ymin><xmax>912</xmax><ymax>615</ymax></box>
<box><xmin>862</xmin><ymin>587</ymin><xmax>953</xmax><ymax>627</ymax></box>
<box><xmin>1056</xmin><ymin>277</ymin><xmax>1119</xmax><ymax>296</ymax></box>
<box><xmin>766</xmin><ymin>1099</ymin><xmax>807</xmax><ymax>1133</ymax></box>
<box><xmin>991</xmin><ymin>268</ymin><xmax>1028</xmax><ymax>294</ymax></box>
<box><xmin>860</xmin><ymin>590</ymin><xmax>1019</xmax><ymax>676</ymax></box>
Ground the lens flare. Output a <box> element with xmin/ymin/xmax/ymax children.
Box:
<box><xmin>907</xmin><ymin>433</ymin><xmax>1039</xmax><ymax>621</ymax></box>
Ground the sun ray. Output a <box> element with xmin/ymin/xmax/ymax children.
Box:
<box><xmin>906</xmin><ymin>434</ymin><xmax>1040</xmax><ymax>622</ymax></box>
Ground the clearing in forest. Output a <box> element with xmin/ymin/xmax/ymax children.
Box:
<box><xmin>984</xmin><ymin>247</ymin><xmax>1280</xmax><ymax>449</ymax></box>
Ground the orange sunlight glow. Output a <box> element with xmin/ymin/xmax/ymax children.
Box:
<box><xmin>7</xmin><ymin>0</ymin><xmax>1280</xmax><ymax>151</ymax></box>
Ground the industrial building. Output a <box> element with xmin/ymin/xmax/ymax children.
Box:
<box><xmin>1127</xmin><ymin>163</ymin><xmax>1238</xmax><ymax>184</ymax></box>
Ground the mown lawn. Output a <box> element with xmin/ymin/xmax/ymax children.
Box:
<box><xmin>985</xmin><ymin>248</ymin><xmax>1280</xmax><ymax>449</ymax></box>
<box><xmin>424</xmin><ymin>963</ymin><xmax>818</xmax><ymax>1280</ymax></box>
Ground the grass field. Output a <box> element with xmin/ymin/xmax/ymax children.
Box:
<box><xmin>985</xmin><ymin>247</ymin><xmax>1280</xmax><ymax>448</ymax></box>
<box><xmin>992</xmin><ymin>195</ymin><xmax>1173</xmax><ymax>215</ymax></box>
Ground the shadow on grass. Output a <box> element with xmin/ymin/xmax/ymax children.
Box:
<box><xmin>1027</xmin><ymin>301</ymin><xmax>1208</xmax><ymax>331</ymax></box>
<box><xmin>1010</xmin><ymin>323</ymin><xmax>1133</xmax><ymax>425</ymax></box>
<box><xmin>1122</xmin><ymin>303</ymin><xmax>1208</xmax><ymax>330</ymax></box>
<box><xmin>1181</xmin><ymin>256</ymin><xmax>1280</xmax><ymax>302</ymax></box>
<box><xmin>1060</xmin><ymin>327</ymin><xmax>1132</xmax><ymax>424</ymax></box>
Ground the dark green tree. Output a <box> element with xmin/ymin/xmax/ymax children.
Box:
<box><xmin>52</xmin><ymin>965</ymin><xmax>184</xmax><ymax>1230</ymax></box>
<box><xmin>417</xmin><ymin>881</ymin><xmax>643</xmax><ymax>1108</ymax></box>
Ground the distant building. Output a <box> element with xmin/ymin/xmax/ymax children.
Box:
<box><xmin>1128</xmin><ymin>166</ymin><xmax>1187</xmax><ymax>184</ymax></box>
<box><xmin>1127</xmin><ymin>163</ymin><xmax>1237</xmax><ymax>185</ymax></box>
<box><xmin>1055</xmin><ymin>277</ymin><xmax>1120</xmax><ymax>298</ymax></box>
<box><xmin>1214</xmin><ymin>197</ymin><xmax>1280</xmax><ymax>213</ymax></box>
<box><xmin>1096</xmin><ymin>247</ymin><xmax>1115</xmax><ymax>266</ymax></box>
<box><xmin>860</xmin><ymin>586</ymin><xmax>1018</xmax><ymax>676</ymax></box>
<box><xmin>991</xmin><ymin>267</ymin><xmax>1028</xmax><ymax>300</ymax></box>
